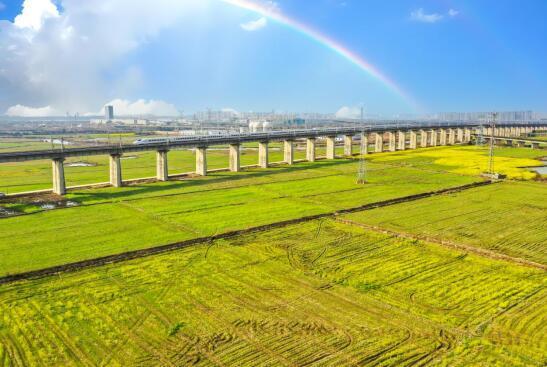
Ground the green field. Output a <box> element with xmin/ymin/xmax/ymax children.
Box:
<box><xmin>0</xmin><ymin>145</ymin><xmax>543</xmax><ymax>277</ymax></box>
<box><xmin>0</xmin><ymin>141</ymin><xmax>542</xmax><ymax>194</ymax></box>
<box><xmin>0</xmin><ymin>219</ymin><xmax>544</xmax><ymax>366</ymax></box>
<box><xmin>342</xmin><ymin>181</ymin><xmax>547</xmax><ymax>265</ymax></box>
<box><xmin>0</xmin><ymin>157</ymin><xmax>478</xmax><ymax>276</ymax></box>
<box><xmin>530</xmin><ymin>135</ymin><xmax>547</xmax><ymax>142</ymax></box>
<box><xmin>0</xmin><ymin>143</ymin><xmax>545</xmax><ymax>366</ymax></box>
<box><xmin>0</xmin><ymin>138</ymin><xmax>54</xmax><ymax>153</ymax></box>
<box><xmin>0</xmin><ymin>141</ymin><xmax>338</xmax><ymax>194</ymax></box>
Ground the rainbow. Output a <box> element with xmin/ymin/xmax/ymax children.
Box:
<box><xmin>221</xmin><ymin>0</ymin><xmax>421</xmax><ymax>111</ymax></box>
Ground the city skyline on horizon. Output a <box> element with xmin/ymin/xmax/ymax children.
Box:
<box><xmin>1</xmin><ymin>0</ymin><xmax>546</xmax><ymax>118</ymax></box>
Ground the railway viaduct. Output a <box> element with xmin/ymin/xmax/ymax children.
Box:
<box><xmin>0</xmin><ymin>123</ymin><xmax>545</xmax><ymax>195</ymax></box>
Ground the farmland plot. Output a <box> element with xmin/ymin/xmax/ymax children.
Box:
<box><xmin>0</xmin><ymin>220</ymin><xmax>544</xmax><ymax>366</ymax></box>
<box><xmin>0</xmin><ymin>159</ymin><xmax>478</xmax><ymax>276</ymax></box>
<box><xmin>342</xmin><ymin>181</ymin><xmax>547</xmax><ymax>265</ymax></box>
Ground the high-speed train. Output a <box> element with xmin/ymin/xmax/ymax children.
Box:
<box><xmin>132</xmin><ymin>136</ymin><xmax>201</xmax><ymax>145</ymax></box>
<box><xmin>132</xmin><ymin>129</ymin><xmax>333</xmax><ymax>145</ymax></box>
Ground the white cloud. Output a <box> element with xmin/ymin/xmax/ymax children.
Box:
<box><xmin>14</xmin><ymin>0</ymin><xmax>59</xmax><ymax>31</ymax></box>
<box><xmin>103</xmin><ymin>99</ymin><xmax>179</xmax><ymax>116</ymax></box>
<box><xmin>245</xmin><ymin>0</ymin><xmax>280</xmax><ymax>13</ymax></box>
<box><xmin>0</xmin><ymin>0</ymin><xmax>203</xmax><ymax>115</ymax></box>
<box><xmin>335</xmin><ymin>106</ymin><xmax>361</xmax><ymax>119</ymax></box>
<box><xmin>221</xmin><ymin>107</ymin><xmax>239</xmax><ymax>115</ymax></box>
<box><xmin>236</xmin><ymin>0</ymin><xmax>279</xmax><ymax>31</ymax></box>
<box><xmin>448</xmin><ymin>9</ymin><xmax>460</xmax><ymax>17</ymax></box>
<box><xmin>240</xmin><ymin>17</ymin><xmax>267</xmax><ymax>31</ymax></box>
<box><xmin>5</xmin><ymin>104</ymin><xmax>60</xmax><ymax>117</ymax></box>
<box><xmin>410</xmin><ymin>8</ymin><xmax>444</xmax><ymax>23</ymax></box>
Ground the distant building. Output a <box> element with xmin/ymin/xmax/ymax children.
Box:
<box><xmin>437</xmin><ymin>110</ymin><xmax>534</xmax><ymax>122</ymax></box>
<box><xmin>104</xmin><ymin>105</ymin><xmax>114</xmax><ymax>121</ymax></box>
<box><xmin>90</xmin><ymin>118</ymin><xmax>150</xmax><ymax>125</ymax></box>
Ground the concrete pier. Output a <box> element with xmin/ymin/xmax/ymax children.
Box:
<box><xmin>110</xmin><ymin>154</ymin><xmax>123</xmax><ymax>187</ymax></box>
<box><xmin>409</xmin><ymin>131</ymin><xmax>417</xmax><ymax>149</ymax></box>
<box><xmin>361</xmin><ymin>134</ymin><xmax>369</xmax><ymax>154</ymax></box>
<box><xmin>439</xmin><ymin>129</ymin><xmax>447</xmax><ymax>146</ymax></box>
<box><xmin>284</xmin><ymin>140</ymin><xmax>294</xmax><ymax>165</ymax></box>
<box><xmin>2</xmin><ymin>125</ymin><xmax>545</xmax><ymax>196</ymax></box>
<box><xmin>229</xmin><ymin>144</ymin><xmax>241</xmax><ymax>172</ymax></box>
<box><xmin>464</xmin><ymin>128</ymin><xmax>471</xmax><ymax>142</ymax></box>
<box><xmin>343</xmin><ymin>135</ymin><xmax>353</xmax><ymax>156</ymax></box>
<box><xmin>430</xmin><ymin>130</ymin><xmax>438</xmax><ymax>147</ymax></box>
<box><xmin>326</xmin><ymin>136</ymin><xmax>336</xmax><ymax>159</ymax></box>
<box><xmin>52</xmin><ymin>158</ymin><xmax>66</xmax><ymax>195</ymax></box>
<box><xmin>420</xmin><ymin>130</ymin><xmax>428</xmax><ymax>148</ymax></box>
<box><xmin>387</xmin><ymin>132</ymin><xmax>396</xmax><ymax>152</ymax></box>
<box><xmin>397</xmin><ymin>131</ymin><xmax>406</xmax><ymax>150</ymax></box>
<box><xmin>3</xmin><ymin>125</ymin><xmax>545</xmax><ymax>167</ymax></box>
<box><xmin>196</xmin><ymin>147</ymin><xmax>207</xmax><ymax>176</ymax></box>
<box><xmin>457</xmin><ymin>128</ymin><xmax>464</xmax><ymax>143</ymax></box>
<box><xmin>306</xmin><ymin>138</ymin><xmax>316</xmax><ymax>162</ymax></box>
<box><xmin>258</xmin><ymin>142</ymin><xmax>269</xmax><ymax>168</ymax></box>
<box><xmin>155</xmin><ymin>150</ymin><xmax>168</xmax><ymax>182</ymax></box>
<box><xmin>448</xmin><ymin>129</ymin><xmax>456</xmax><ymax>145</ymax></box>
<box><xmin>375</xmin><ymin>133</ymin><xmax>384</xmax><ymax>152</ymax></box>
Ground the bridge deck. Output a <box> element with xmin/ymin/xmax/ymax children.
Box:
<box><xmin>0</xmin><ymin>123</ymin><xmax>545</xmax><ymax>163</ymax></box>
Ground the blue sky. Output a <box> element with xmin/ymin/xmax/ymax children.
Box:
<box><xmin>0</xmin><ymin>0</ymin><xmax>546</xmax><ymax>116</ymax></box>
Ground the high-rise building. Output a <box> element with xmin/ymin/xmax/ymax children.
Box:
<box><xmin>105</xmin><ymin>105</ymin><xmax>114</xmax><ymax>121</ymax></box>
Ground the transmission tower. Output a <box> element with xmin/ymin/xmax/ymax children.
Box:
<box><xmin>488</xmin><ymin>112</ymin><xmax>497</xmax><ymax>176</ymax></box>
<box><xmin>356</xmin><ymin>126</ymin><xmax>367</xmax><ymax>184</ymax></box>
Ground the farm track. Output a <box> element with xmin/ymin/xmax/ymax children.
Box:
<box><xmin>182</xmin><ymin>255</ymin><xmax>415</xmax><ymax>366</ymax></box>
<box><xmin>105</xmin><ymin>275</ymin><xmax>227</xmax><ymax>367</ymax></box>
<box><xmin>0</xmin><ymin>180</ymin><xmax>493</xmax><ymax>285</ymax></box>
<box><xmin>162</xmin><ymin>245</ymin><xmax>356</xmax><ymax>365</ymax></box>
<box><xmin>193</xmin><ymin>264</ymin><xmax>359</xmax><ymax>365</ymax></box>
<box><xmin>1</xmin><ymin>213</ymin><xmax>543</xmax><ymax>365</ymax></box>
<box><xmin>335</xmin><ymin>218</ymin><xmax>546</xmax><ymax>270</ymax></box>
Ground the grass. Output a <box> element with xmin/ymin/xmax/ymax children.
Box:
<box><xmin>532</xmin><ymin>136</ymin><xmax>547</xmax><ymax>142</ymax></box>
<box><xmin>0</xmin><ymin>143</ymin><xmax>545</xmax><ymax>365</ymax></box>
<box><xmin>0</xmin><ymin>144</ymin><xmax>543</xmax><ymax>276</ymax></box>
<box><xmin>0</xmin><ymin>219</ymin><xmax>544</xmax><ymax>366</ymax></box>
<box><xmin>0</xmin><ymin>138</ymin><xmax>54</xmax><ymax>152</ymax></box>
<box><xmin>0</xmin><ymin>142</ymin><xmax>336</xmax><ymax>194</ymax></box>
<box><xmin>0</xmin><ymin>157</ymin><xmax>477</xmax><ymax>276</ymax></box>
<box><xmin>0</xmin><ymin>141</ymin><xmax>541</xmax><ymax>194</ymax></box>
<box><xmin>342</xmin><ymin>180</ymin><xmax>547</xmax><ymax>265</ymax></box>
